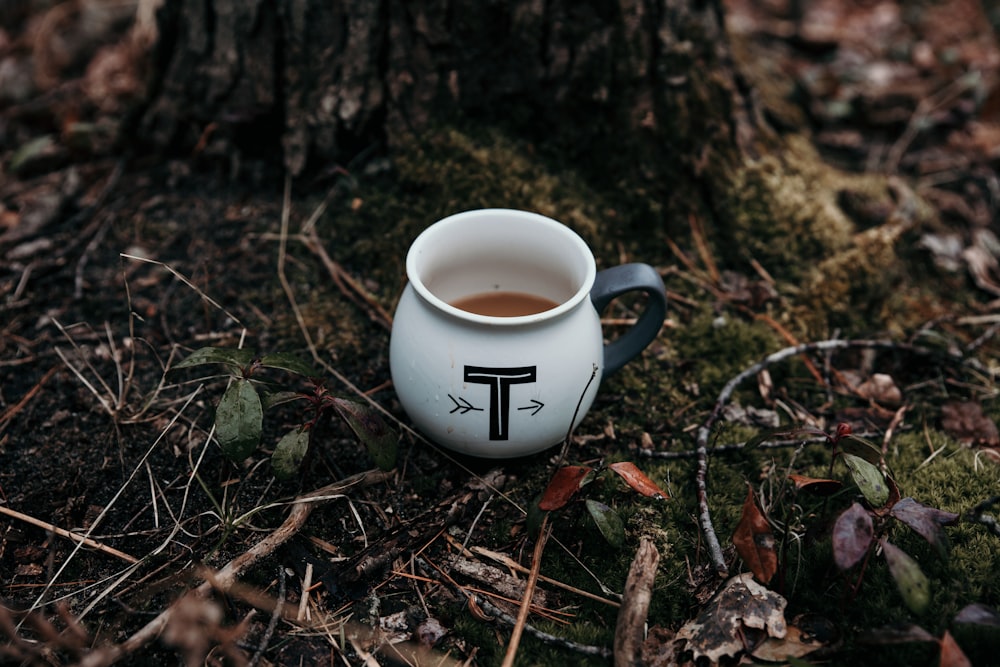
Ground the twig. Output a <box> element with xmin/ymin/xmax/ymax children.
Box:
<box><xmin>0</xmin><ymin>505</ymin><xmax>138</xmax><ymax>564</ymax></box>
<box><xmin>0</xmin><ymin>365</ymin><xmax>58</xmax><ymax>435</ymax></box>
<box><xmin>469</xmin><ymin>545</ymin><xmax>620</xmax><ymax>608</ymax></box>
<box><xmin>297</xmin><ymin>562</ymin><xmax>312</xmax><ymax>622</ymax></box>
<box><xmin>501</xmin><ymin>515</ymin><xmax>550</xmax><ymax>667</ymax></box>
<box><xmin>968</xmin><ymin>495</ymin><xmax>1000</xmax><ymax>538</ymax></box>
<box><xmin>248</xmin><ymin>567</ymin><xmax>285</xmax><ymax>667</ymax></box>
<box><xmin>614</xmin><ymin>537</ymin><xmax>659</xmax><ymax>667</ymax></box>
<box><xmin>642</xmin><ymin>435</ymin><xmax>844</xmax><ymax>459</ymax></box>
<box><xmin>693</xmin><ymin>338</ymin><xmax>991</xmax><ymax>576</ymax></box>
<box><xmin>76</xmin><ymin>468</ymin><xmax>392</xmax><ymax>667</ymax></box>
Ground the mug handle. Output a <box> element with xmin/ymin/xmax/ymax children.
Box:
<box><xmin>590</xmin><ymin>263</ymin><xmax>668</xmax><ymax>374</ymax></box>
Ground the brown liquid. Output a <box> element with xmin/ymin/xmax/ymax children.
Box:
<box><xmin>451</xmin><ymin>291</ymin><xmax>560</xmax><ymax>317</ymax></box>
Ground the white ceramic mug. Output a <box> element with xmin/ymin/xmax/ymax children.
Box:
<box><xmin>389</xmin><ymin>209</ymin><xmax>667</xmax><ymax>457</ymax></box>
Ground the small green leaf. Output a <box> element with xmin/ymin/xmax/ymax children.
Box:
<box><xmin>585</xmin><ymin>499</ymin><xmax>625</xmax><ymax>548</ymax></box>
<box><xmin>843</xmin><ymin>453</ymin><xmax>890</xmax><ymax>507</ymax></box>
<box><xmin>272</xmin><ymin>427</ymin><xmax>310</xmax><ymax>480</ymax></box>
<box><xmin>331</xmin><ymin>398</ymin><xmax>397</xmax><ymax>471</ymax></box>
<box><xmin>838</xmin><ymin>434</ymin><xmax>883</xmax><ymax>465</ymax></box>
<box><xmin>174</xmin><ymin>347</ymin><xmax>256</xmax><ymax>374</ymax></box>
<box><xmin>215</xmin><ymin>379</ymin><xmax>263</xmax><ymax>460</ymax></box>
<box><xmin>258</xmin><ymin>353</ymin><xmax>318</xmax><ymax>377</ymax></box>
<box><xmin>881</xmin><ymin>539</ymin><xmax>930</xmax><ymax>615</ymax></box>
<box><xmin>261</xmin><ymin>390</ymin><xmax>307</xmax><ymax>410</ymax></box>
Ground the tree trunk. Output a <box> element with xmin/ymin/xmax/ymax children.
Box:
<box><xmin>135</xmin><ymin>0</ymin><xmax>758</xmax><ymax>185</ymax></box>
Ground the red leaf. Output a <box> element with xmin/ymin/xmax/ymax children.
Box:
<box><xmin>538</xmin><ymin>466</ymin><xmax>593</xmax><ymax>511</ymax></box>
<box><xmin>787</xmin><ymin>473</ymin><xmax>843</xmax><ymax>496</ymax></box>
<box><xmin>832</xmin><ymin>502</ymin><xmax>873</xmax><ymax>570</ymax></box>
<box><xmin>732</xmin><ymin>485</ymin><xmax>777</xmax><ymax>584</ymax></box>
<box><xmin>609</xmin><ymin>462</ymin><xmax>668</xmax><ymax>499</ymax></box>
<box><xmin>939</xmin><ymin>631</ymin><xmax>972</xmax><ymax>667</ymax></box>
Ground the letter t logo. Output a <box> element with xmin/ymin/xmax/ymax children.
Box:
<box><xmin>464</xmin><ymin>366</ymin><xmax>537</xmax><ymax>440</ymax></box>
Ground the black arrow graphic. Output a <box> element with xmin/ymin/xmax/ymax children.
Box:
<box><xmin>517</xmin><ymin>399</ymin><xmax>544</xmax><ymax>416</ymax></box>
<box><xmin>448</xmin><ymin>394</ymin><xmax>482</xmax><ymax>415</ymax></box>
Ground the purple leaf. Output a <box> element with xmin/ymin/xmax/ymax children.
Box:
<box><xmin>890</xmin><ymin>497</ymin><xmax>959</xmax><ymax>558</ymax></box>
<box><xmin>832</xmin><ymin>502</ymin><xmax>873</xmax><ymax>570</ymax></box>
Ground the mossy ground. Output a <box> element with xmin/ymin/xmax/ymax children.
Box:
<box><xmin>264</xmin><ymin>120</ymin><xmax>1000</xmax><ymax>664</ymax></box>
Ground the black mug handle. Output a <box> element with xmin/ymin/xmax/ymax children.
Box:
<box><xmin>590</xmin><ymin>264</ymin><xmax>668</xmax><ymax>375</ymax></box>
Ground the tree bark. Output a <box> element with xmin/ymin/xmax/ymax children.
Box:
<box><xmin>135</xmin><ymin>0</ymin><xmax>759</xmax><ymax>183</ymax></box>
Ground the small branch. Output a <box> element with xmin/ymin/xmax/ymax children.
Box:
<box><xmin>693</xmin><ymin>338</ymin><xmax>990</xmax><ymax>576</ymax></box>
<box><xmin>501</xmin><ymin>514</ymin><xmax>550</xmax><ymax>667</ymax></box>
<box><xmin>614</xmin><ymin>537</ymin><xmax>660</xmax><ymax>667</ymax></box>
<box><xmin>0</xmin><ymin>365</ymin><xmax>59</xmax><ymax>435</ymax></box>
<box><xmin>248</xmin><ymin>567</ymin><xmax>285</xmax><ymax>667</ymax></box>
<box><xmin>469</xmin><ymin>545</ymin><xmax>620</xmax><ymax>608</ymax></box>
<box><xmin>640</xmin><ymin>435</ymin><xmax>839</xmax><ymax>459</ymax></box>
<box><xmin>0</xmin><ymin>505</ymin><xmax>139</xmax><ymax>564</ymax></box>
<box><xmin>968</xmin><ymin>495</ymin><xmax>1000</xmax><ymax>537</ymax></box>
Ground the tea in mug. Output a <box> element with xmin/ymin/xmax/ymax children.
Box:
<box><xmin>451</xmin><ymin>291</ymin><xmax>559</xmax><ymax>317</ymax></box>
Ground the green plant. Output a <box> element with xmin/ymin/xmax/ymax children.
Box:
<box><xmin>735</xmin><ymin>423</ymin><xmax>958</xmax><ymax>614</ymax></box>
<box><xmin>173</xmin><ymin>347</ymin><xmax>397</xmax><ymax>478</ymax></box>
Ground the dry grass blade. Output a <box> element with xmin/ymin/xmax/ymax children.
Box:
<box><xmin>120</xmin><ymin>253</ymin><xmax>245</xmax><ymax>328</ymax></box>
<box><xmin>0</xmin><ymin>505</ymin><xmax>139</xmax><ymax>564</ymax></box>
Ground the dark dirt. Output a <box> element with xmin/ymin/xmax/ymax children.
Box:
<box><xmin>3</xmin><ymin>2</ymin><xmax>1000</xmax><ymax>666</ymax></box>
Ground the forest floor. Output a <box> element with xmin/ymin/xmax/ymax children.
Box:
<box><xmin>2</xmin><ymin>1</ymin><xmax>1000</xmax><ymax>666</ymax></box>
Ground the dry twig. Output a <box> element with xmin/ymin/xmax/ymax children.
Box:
<box><xmin>614</xmin><ymin>537</ymin><xmax>660</xmax><ymax>667</ymax></box>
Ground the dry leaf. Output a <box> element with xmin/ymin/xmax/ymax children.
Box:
<box><xmin>939</xmin><ymin>630</ymin><xmax>972</xmax><ymax>667</ymax></box>
<box><xmin>732</xmin><ymin>485</ymin><xmax>777</xmax><ymax>584</ymax></box>
<box><xmin>538</xmin><ymin>466</ymin><xmax>592</xmax><ymax>511</ymax></box>
<box><xmin>675</xmin><ymin>573</ymin><xmax>787</xmax><ymax>663</ymax></box>
<box><xmin>788</xmin><ymin>473</ymin><xmax>843</xmax><ymax>495</ymax></box>
<box><xmin>856</xmin><ymin>373</ymin><xmax>903</xmax><ymax>405</ymax></box>
<box><xmin>940</xmin><ymin>401</ymin><xmax>1000</xmax><ymax>446</ymax></box>
<box><xmin>751</xmin><ymin>613</ymin><xmax>838</xmax><ymax>661</ymax></box>
<box><xmin>609</xmin><ymin>461</ymin><xmax>668</xmax><ymax>499</ymax></box>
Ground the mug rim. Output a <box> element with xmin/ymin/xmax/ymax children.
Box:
<box><xmin>406</xmin><ymin>209</ymin><xmax>597</xmax><ymax>326</ymax></box>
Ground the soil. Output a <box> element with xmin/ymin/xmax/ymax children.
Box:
<box><xmin>2</xmin><ymin>2</ymin><xmax>1000</xmax><ymax>666</ymax></box>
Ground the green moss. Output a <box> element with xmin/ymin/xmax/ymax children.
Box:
<box><xmin>714</xmin><ymin>136</ymin><xmax>859</xmax><ymax>282</ymax></box>
<box><xmin>799</xmin><ymin>222</ymin><xmax>905</xmax><ymax>334</ymax></box>
<box><xmin>672</xmin><ymin>308</ymin><xmax>782</xmax><ymax>395</ymax></box>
